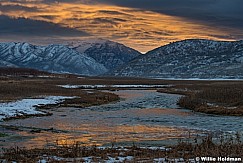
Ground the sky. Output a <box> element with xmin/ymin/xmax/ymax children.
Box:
<box><xmin>0</xmin><ymin>0</ymin><xmax>242</xmax><ymax>52</ymax></box>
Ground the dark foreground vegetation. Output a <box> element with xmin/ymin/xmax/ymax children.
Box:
<box><xmin>1</xmin><ymin>134</ymin><xmax>242</xmax><ymax>162</ymax></box>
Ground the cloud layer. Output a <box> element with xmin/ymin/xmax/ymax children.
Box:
<box><xmin>0</xmin><ymin>0</ymin><xmax>242</xmax><ymax>52</ymax></box>
<box><xmin>101</xmin><ymin>0</ymin><xmax>243</xmax><ymax>29</ymax></box>
<box><xmin>0</xmin><ymin>15</ymin><xmax>89</xmax><ymax>37</ymax></box>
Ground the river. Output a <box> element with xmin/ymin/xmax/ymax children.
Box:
<box><xmin>1</xmin><ymin>89</ymin><xmax>243</xmax><ymax>148</ymax></box>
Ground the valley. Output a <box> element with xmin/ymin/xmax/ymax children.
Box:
<box><xmin>0</xmin><ymin>39</ymin><xmax>243</xmax><ymax>161</ymax></box>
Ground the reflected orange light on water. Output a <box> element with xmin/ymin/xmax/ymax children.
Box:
<box><xmin>10</xmin><ymin>124</ymin><xmax>197</xmax><ymax>148</ymax></box>
<box><xmin>4</xmin><ymin>107</ymin><xmax>195</xmax><ymax>148</ymax></box>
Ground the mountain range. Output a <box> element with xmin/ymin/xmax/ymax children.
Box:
<box><xmin>108</xmin><ymin>39</ymin><xmax>243</xmax><ymax>79</ymax></box>
<box><xmin>1</xmin><ymin>39</ymin><xmax>243</xmax><ymax>79</ymax></box>
<box><xmin>0</xmin><ymin>39</ymin><xmax>140</xmax><ymax>76</ymax></box>
<box><xmin>0</xmin><ymin>42</ymin><xmax>107</xmax><ymax>75</ymax></box>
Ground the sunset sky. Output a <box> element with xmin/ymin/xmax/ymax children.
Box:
<box><xmin>0</xmin><ymin>0</ymin><xmax>242</xmax><ymax>52</ymax></box>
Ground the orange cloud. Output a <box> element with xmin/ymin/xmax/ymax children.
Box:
<box><xmin>0</xmin><ymin>1</ymin><xmax>240</xmax><ymax>52</ymax></box>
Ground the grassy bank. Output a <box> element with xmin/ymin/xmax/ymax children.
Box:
<box><xmin>158</xmin><ymin>81</ymin><xmax>243</xmax><ymax>116</ymax></box>
<box><xmin>0</xmin><ymin>75</ymin><xmax>119</xmax><ymax>121</ymax></box>
<box><xmin>178</xmin><ymin>84</ymin><xmax>243</xmax><ymax>116</ymax></box>
<box><xmin>0</xmin><ymin>77</ymin><xmax>118</xmax><ymax>104</ymax></box>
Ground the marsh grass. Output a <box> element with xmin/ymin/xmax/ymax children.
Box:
<box><xmin>178</xmin><ymin>84</ymin><xmax>243</xmax><ymax>116</ymax></box>
<box><xmin>157</xmin><ymin>81</ymin><xmax>243</xmax><ymax>116</ymax></box>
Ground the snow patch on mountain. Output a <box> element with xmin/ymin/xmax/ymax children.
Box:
<box><xmin>67</xmin><ymin>38</ymin><xmax>107</xmax><ymax>53</ymax></box>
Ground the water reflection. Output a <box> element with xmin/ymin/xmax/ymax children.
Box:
<box><xmin>3</xmin><ymin>124</ymin><xmax>200</xmax><ymax>149</ymax></box>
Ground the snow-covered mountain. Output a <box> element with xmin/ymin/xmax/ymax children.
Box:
<box><xmin>67</xmin><ymin>39</ymin><xmax>141</xmax><ymax>70</ymax></box>
<box><xmin>108</xmin><ymin>39</ymin><xmax>243</xmax><ymax>79</ymax></box>
<box><xmin>0</xmin><ymin>42</ymin><xmax>107</xmax><ymax>75</ymax></box>
<box><xmin>2</xmin><ymin>39</ymin><xmax>243</xmax><ymax>78</ymax></box>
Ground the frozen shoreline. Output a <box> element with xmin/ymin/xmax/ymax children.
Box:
<box><xmin>0</xmin><ymin>96</ymin><xmax>74</xmax><ymax>120</ymax></box>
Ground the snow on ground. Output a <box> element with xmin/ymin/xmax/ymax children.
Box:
<box><xmin>36</xmin><ymin>146</ymin><xmax>189</xmax><ymax>163</ymax></box>
<box><xmin>0</xmin><ymin>96</ymin><xmax>74</xmax><ymax>120</ymax></box>
<box><xmin>154</xmin><ymin>158</ymin><xmax>196</xmax><ymax>163</ymax></box>
<box><xmin>58</xmin><ymin>84</ymin><xmax>172</xmax><ymax>89</ymax></box>
<box><xmin>38</xmin><ymin>156</ymin><xmax>134</xmax><ymax>163</ymax></box>
<box><xmin>37</xmin><ymin>155</ymin><xmax>197</xmax><ymax>163</ymax></box>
